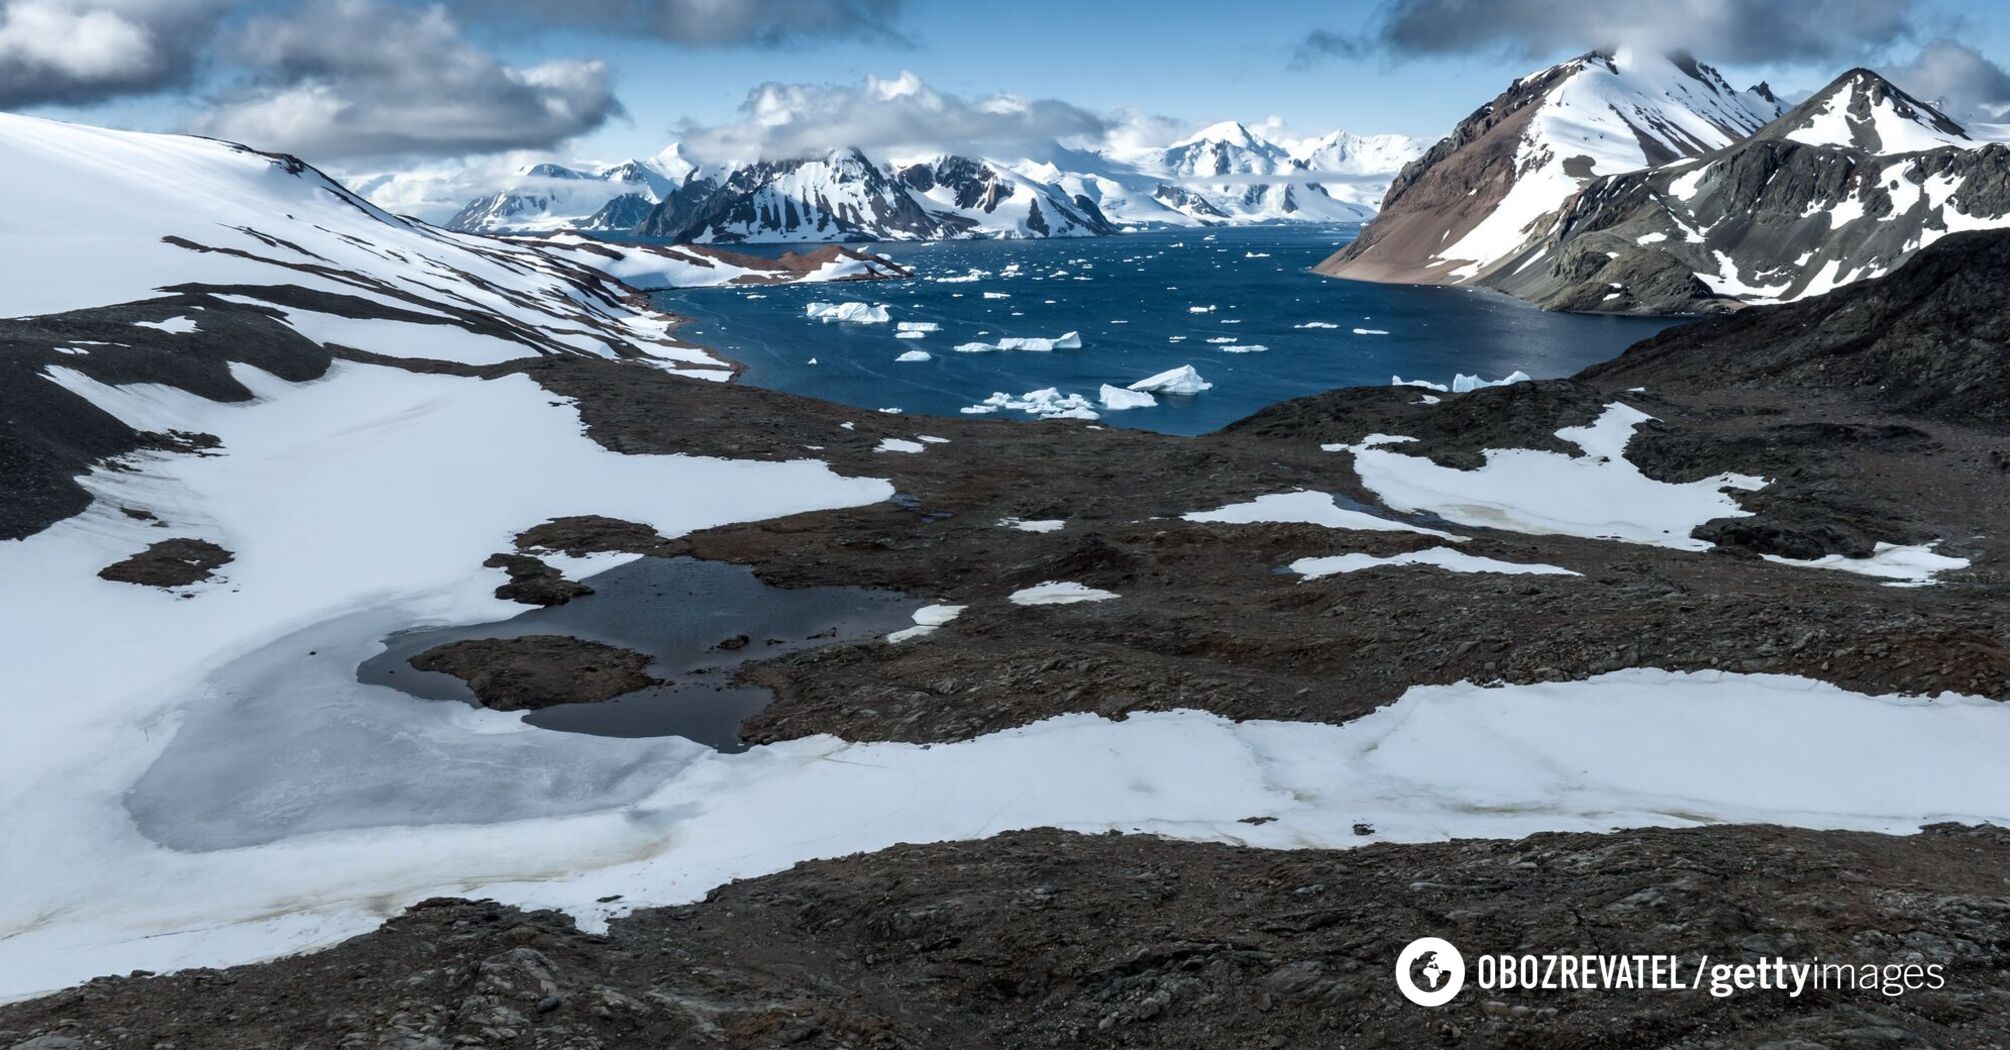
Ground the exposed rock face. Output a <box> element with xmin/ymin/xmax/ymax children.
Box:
<box><xmin>97</xmin><ymin>538</ymin><xmax>234</xmax><ymax>587</ymax></box>
<box><xmin>1485</xmin><ymin>69</ymin><xmax>2010</xmax><ymax>314</ymax></box>
<box><xmin>1584</xmin><ymin>229</ymin><xmax>2010</xmax><ymax>430</ymax></box>
<box><xmin>408</xmin><ymin>635</ymin><xmax>656</xmax><ymax>711</ymax></box>
<box><xmin>1318</xmin><ymin>49</ymin><xmax>1779</xmax><ymax>286</ymax></box>
<box><xmin>8</xmin><ymin>824</ymin><xmax>2010</xmax><ymax>1049</ymax></box>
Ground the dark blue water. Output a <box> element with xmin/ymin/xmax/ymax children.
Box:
<box><xmin>648</xmin><ymin>226</ymin><xmax>1679</xmax><ymax>435</ymax></box>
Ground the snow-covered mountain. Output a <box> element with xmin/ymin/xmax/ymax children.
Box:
<box><xmin>434</xmin><ymin>122</ymin><xmax>1421</xmax><ymax>241</ymax></box>
<box><xmin>1101</xmin><ymin>120</ymin><xmax>1417</xmax><ymax>224</ymax></box>
<box><xmin>1483</xmin><ymin>69</ymin><xmax>2010</xmax><ymax>313</ymax></box>
<box><xmin>0</xmin><ymin>113</ymin><xmax>900</xmax><ymax>370</ymax></box>
<box><xmin>632</xmin><ymin>148</ymin><xmax>1117</xmax><ymax>243</ymax></box>
<box><xmin>446</xmin><ymin>156</ymin><xmax>686</xmax><ymax>235</ymax></box>
<box><xmin>1319</xmin><ymin>49</ymin><xmax>1783</xmax><ymax>285</ymax></box>
<box><xmin>445</xmin><ymin>159</ymin><xmax>676</xmax><ymax>235</ymax></box>
<box><xmin>1758</xmin><ymin>68</ymin><xmax>1972</xmax><ymax>153</ymax></box>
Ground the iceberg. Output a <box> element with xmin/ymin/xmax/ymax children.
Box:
<box><xmin>1127</xmin><ymin>365</ymin><xmax>1212</xmax><ymax>396</ymax></box>
<box><xmin>805</xmin><ymin>301</ymin><xmax>891</xmax><ymax>324</ymax></box>
<box><xmin>1098</xmin><ymin>384</ymin><xmax>1158</xmax><ymax>411</ymax></box>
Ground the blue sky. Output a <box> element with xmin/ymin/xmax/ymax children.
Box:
<box><xmin>12</xmin><ymin>0</ymin><xmax>2010</xmax><ymax>171</ymax></box>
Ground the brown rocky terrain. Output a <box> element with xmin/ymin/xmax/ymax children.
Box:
<box><xmin>6</xmin><ymin>824</ymin><xmax>2009</xmax><ymax>1049</ymax></box>
<box><xmin>407</xmin><ymin>636</ymin><xmax>658</xmax><ymax>711</ymax></box>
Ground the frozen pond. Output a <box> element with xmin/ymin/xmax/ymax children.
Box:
<box><xmin>358</xmin><ymin>556</ymin><xmax>921</xmax><ymax>749</ymax></box>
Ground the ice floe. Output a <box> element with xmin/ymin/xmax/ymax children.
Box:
<box><xmin>1127</xmin><ymin>365</ymin><xmax>1212</xmax><ymax>396</ymax></box>
<box><xmin>1391</xmin><ymin>371</ymin><xmax>1531</xmax><ymax>393</ymax></box>
<box><xmin>806</xmin><ymin>301</ymin><xmax>891</xmax><ymax>324</ymax></box>
<box><xmin>964</xmin><ymin>388</ymin><xmax>1099</xmax><ymax>420</ymax></box>
<box><xmin>1098</xmin><ymin>385</ymin><xmax>1158</xmax><ymax>411</ymax></box>
<box><xmin>895</xmin><ymin>349</ymin><xmax>932</xmax><ymax>363</ymax></box>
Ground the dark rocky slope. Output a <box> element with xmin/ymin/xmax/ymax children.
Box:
<box><xmin>7</xmin><ymin>824</ymin><xmax>2010</xmax><ymax>1049</ymax></box>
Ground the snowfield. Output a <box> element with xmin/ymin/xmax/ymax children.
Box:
<box><xmin>1330</xmin><ymin>403</ymin><xmax>1766</xmax><ymax>550</ymax></box>
<box><xmin>0</xmin><ymin>113</ymin><xmax>735</xmax><ymax>375</ymax></box>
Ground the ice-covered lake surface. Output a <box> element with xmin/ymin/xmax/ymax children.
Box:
<box><xmin>357</xmin><ymin>557</ymin><xmax>921</xmax><ymax>749</ymax></box>
<box><xmin>644</xmin><ymin>226</ymin><xmax>1680</xmax><ymax>435</ymax></box>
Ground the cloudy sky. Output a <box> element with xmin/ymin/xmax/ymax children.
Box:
<box><xmin>8</xmin><ymin>0</ymin><xmax>2010</xmax><ymax>198</ymax></box>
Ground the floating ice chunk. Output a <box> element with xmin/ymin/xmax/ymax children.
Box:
<box><xmin>1391</xmin><ymin>371</ymin><xmax>1530</xmax><ymax>394</ymax></box>
<box><xmin>982</xmin><ymin>291</ymin><xmax>1011</xmax><ymax>299</ymax></box>
<box><xmin>1295</xmin><ymin>321</ymin><xmax>1340</xmax><ymax>329</ymax></box>
<box><xmin>1098</xmin><ymin>385</ymin><xmax>1158</xmax><ymax>411</ymax></box>
<box><xmin>1127</xmin><ymin>365</ymin><xmax>1211</xmax><ymax>396</ymax></box>
<box><xmin>1206</xmin><ymin>337</ymin><xmax>1237</xmax><ymax>344</ymax></box>
<box><xmin>953</xmin><ymin>341</ymin><xmax>996</xmax><ymax>353</ymax></box>
<box><xmin>1353</xmin><ymin>327</ymin><xmax>1390</xmax><ymax>335</ymax></box>
<box><xmin>1000</xmin><ymin>518</ymin><xmax>1065</xmax><ymax>533</ymax></box>
<box><xmin>934</xmin><ymin>270</ymin><xmax>988</xmax><ymax>283</ymax></box>
<box><xmin>806</xmin><ymin>357</ymin><xmax>818</xmax><ymax>365</ymax></box>
<box><xmin>968</xmin><ymin>388</ymin><xmax>1100</xmax><ymax>420</ymax></box>
<box><xmin>894</xmin><ymin>331</ymin><xmax>927</xmax><ymax>340</ymax></box>
<box><xmin>990</xmin><ymin>331</ymin><xmax>1081</xmax><ymax>352</ymax></box>
<box><xmin>1761</xmin><ymin>542</ymin><xmax>1970</xmax><ymax>586</ymax></box>
<box><xmin>875</xmin><ymin>438</ymin><xmax>925</xmax><ymax>454</ymax></box>
<box><xmin>1245</xmin><ymin>251</ymin><xmax>1271</xmax><ymax>258</ymax></box>
<box><xmin>1452</xmin><ymin>370</ymin><xmax>1531</xmax><ymax>393</ymax></box>
<box><xmin>1290</xmin><ymin>548</ymin><xmax>1577</xmax><ymax>579</ymax></box>
<box><xmin>1218</xmin><ymin>344</ymin><xmax>1267</xmax><ymax>353</ymax></box>
<box><xmin>133</xmin><ymin>316</ymin><xmax>199</xmax><ymax>334</ymax></box>
<box><xmin>1184</xmin><ymin>490</ymin><xmax>1463</xmax><ymax>541</ymax></box>
<box><xmin>894</xmin><ymin>350</ymin><xmax>932</xmax><ymax>363</ymax></box>
<box><xmin>805</xmin><ymin>301</ymin><xmax>890</xmax><ymax>324</ymax></box>
<box><xmin>1009</xmin><ymin>581</ymin><xmax>1118</xmax><ymax>605</ymax></box>
<box><xmin>1187</xmin><ymin>305</ymin><xmax>1216</xmax><ymax>314</ymax></box>
<box><xmin>887</xmin><ymin>604</ymin><xmax>967</xmax><ymax>643</ymax></box>
<box><xmin>896</xmin><ymin>322</ymin><xmax>940</xmax><ymax>333</ymax></box>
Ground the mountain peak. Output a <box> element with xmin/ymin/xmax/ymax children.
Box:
<box><xmin>1763</xmin><ymin>66</ymin><xmax>1969</xmax><ymax>153</ymax></box>
<box><xmin>1181</xmin><ymin>120</ymin><xmax>1260</xmax><ymax>148</ymax></box>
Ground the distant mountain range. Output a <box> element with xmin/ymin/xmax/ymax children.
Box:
<box><xmin>1319</xmin><ymin>48</ymin><xmax>2010</xmax><ymax>313</ymax></box>
<box><xmin>439</xmin><ymin>122</ymin><xmax>1424</xmax><ymax>241</ymax></box>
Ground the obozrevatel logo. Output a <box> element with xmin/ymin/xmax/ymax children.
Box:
<box><xmin>1396</xmin><ymin>937</ymin><xmax>1466</xmax><ymax>1007</ymax></box>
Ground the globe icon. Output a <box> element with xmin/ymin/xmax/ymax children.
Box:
<box><xmin>1409</xmin><ymin>950</ymin><xmax>1449</xmax><ymax>992</ymax></box>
